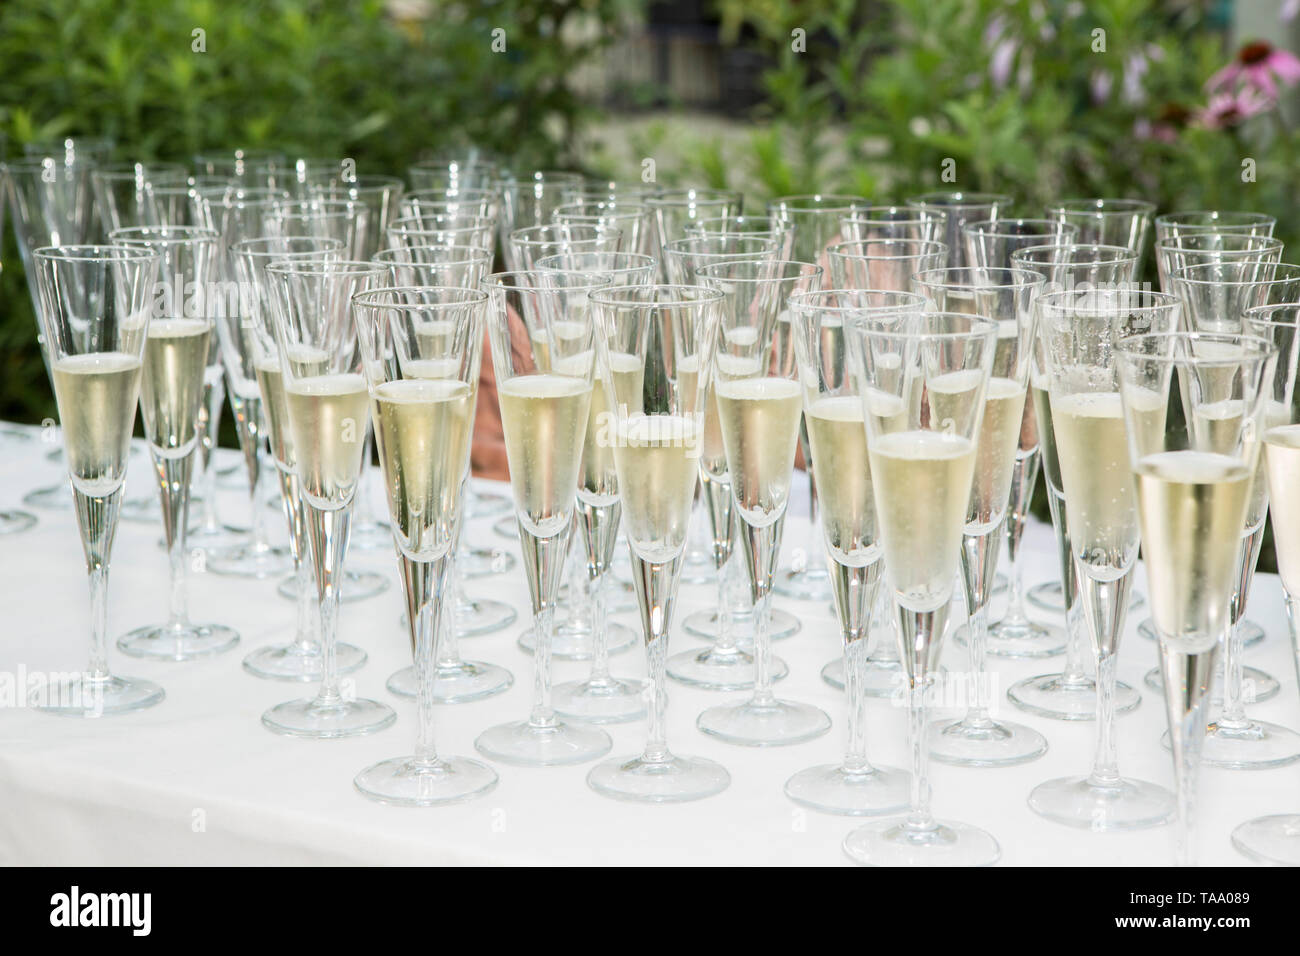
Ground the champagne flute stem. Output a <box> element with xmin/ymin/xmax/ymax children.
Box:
<box><xmin>519</xmin><ymin>524</ymin><xmax>569</xmax><ymax>729</ymax></box>
<box><xmin>629</xmin><ymin>552</ymin><xmax>682</xmax><ymax>762</ymax></box>
<box><xmin>714</xmin><ymin>553</ymin><xmax>736</xmax><ymax>652</ymax></box>
<box><xmin>278</xmin><ymin>469</ymin><xmax>316</xmax><ymax>650</ymax></box>
<box><xmin>1047</xmin><ymin>490</ymin><xmax>1088</xmax><ymax>684</ymax></box>
<box><xmin>958</xmin><ymin>528</ymin><xmax>1000</xmax><ymax>726</ymax></box>
<box><xmin>1079</xmin><ymin>572</ymin><xmax>1131</xmax><ymax>787</ymax></box>
<box><xmin>578</xmin><ymin>500</ymin><xmax>619</xmax><ymax>681</ymax></box>
<box><xmin>199</xmin><ymin>378</ymin><xmax>222</xmax><ymax>531</ymax></box>
<box><xmin>158</xmin><ymin>452</ymin><xmax>196</xmax><ymax>629</ymax></box>
<box><xmin>439</xmin><ymin>561</ymin><xmax>462</xmax><ymax>669</ymax></box>
<box><xmin>1159</xmin><ymin>638</ymin><xmax>1218</xmax><ymax>867</ymax></box>
<box><xmin>74</xmin><ymin>488</ymin><xmax>123</xmax><ymax>681</ymax></box>
<box><xmin>738</xmin><ymin>517</ymin><xmax>781</xmax><ymax>705</ymax></box>
<box><xmin>1001</xmin><ymin>451</ymin><xmax>1040</xmax><ymax>627</ymax></box>
<box><xmin>404</xmin><ymin>553</ymin><xmax>451</xmax><ymax>766</ymax></box>
<box><xmin>1221</xmin><ymin>527</ymin><xmax>1264</xmax><ymax>727</ymax></box>
<box><xmin>900</xmin><ymin>606</ymin><xmax>944</xmax><ymax>834</ymax></box>
<box><xmin>250</xmin><ymin>447</ymin><xmax>273</xmax><ymax>550</ymax></box>
<box><xmin>304</xmin><ymin>503</ymin><xmax>351</xmax><ymax>703</ymax></box>
<box><xmin>1286</xmin><ymin>594</ymin><xmax>1300</xmax><ymax>710</ymax></box>
<box><xmin>529</xmin><ymin>606</ymin><xmax>557</xmax><ymax>728</ymax></box>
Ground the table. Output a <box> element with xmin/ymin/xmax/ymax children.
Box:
<box><xmin>1</xmin><ymin>421</ymin><xmax>1297</xmax><ymax>866</ymax></box>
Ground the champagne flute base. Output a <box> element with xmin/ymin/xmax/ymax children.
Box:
<box><xmin>355</xmin><ymin>755</ymin><xmax>498</xmax><ymax>807</ymax></box>
<box><xmin>553</xmin><ymin>675</ymin><xmax>647</xmax><ymax>723</ymax></box>
<box><xmin>1027</xmin><ymin>580</ymin><xmax>1144</xmax><ymax>613</ymax></box>
<box><xmin>475</xmin><ymin>718</ymin><xmax>612</xmax><ymax>766</ymax></box>
<box><xmin>678</xmin><ymin>548</ymin><xmax>717</xmax><ymax>586</ymax></box>
<box><xmin>207</xmin><ymin>541</ymin><xmax>292</xmax><ymax>579</ymax></box>
<box><xmin>696</xmin><ymin>697</ymin><xmax>831</xmax><ymax>747</ymax></box>
<box><xmin>927</xmin><ymin>717</ymin><xmax>1048</xmax><ymax>767</ymax></box>
<box><xmin>843</xmin><ymin>817</ymin><xmax>1000</xmax><ymax>867</ymax></box>
<box><xmin>587</xmin><ymin>752</ymin><xmax>730</xmax><ymax>803</ymax></box>
<box><xmin>1138</xmin><ymin>617</ymin><xmax>1263</xmax><ymax>648</ymax></box>
<box><xmin>1231</xmin><ymin>814</ymin><xmax>1300</xmax><ymax>865</ymax></box>
<box><xmin>33</xmin><ymin>674</ymin><xmax>165</xmax><ymax>718</ymax></box>
<box><xmin>457</xmin><ymin>546</ymin><xmax>517</xmax><ymax>578</ymax></box>
<box><xmin>279</xmin><ymin>569</ymin><xmax>389</xmax><ymax>603</ymax></box>
<box><xmin>242</xmin><ymin>640</ymin><xmax>367</xmax><ymax>682</ymax></box>
<box><xmin>215</xmin><ymin>462</ymin><xmax>245</xmax><ymax>488</ymax></box>
<box><xmin>455</xmin><ymin>596</ymin><xmax>518</xmax><ymax>635</ymax></box>
<box><xmin>491</xmin><ymin>516</ymin><xmax>517</xmax><ymax>539</ymax></box>
<box><xmin>516</xmin><ymin>620</ymin><xmax>636</xmax><ymax>660</ymax></box>
<box><xmin>1027</xmin><ymin>774</ymin><xmax>1174</xmax><ymax>830</ymax></box>
<box><xmin>773</xmin><ymin>566</ymin><xmax>832</xmax><ymax>602</ymax></box>
<box><xmin>23</xmin><ymin>483</ymin><xmax>71</xmax><ymax>511</ymax></box>
<box><xmin>0</xmin><ymin>510</ymin><xmax>37</xmax><ymax>535</ymax></box>
<box><xmin>386</xmin><ymin>660</ymin><xmax>514</xmax><ymax>703</ymax></box>
<box><xmin>346</xmin><ymin>517</ymin><xmax>392</xmax><ymax>551</ymax></box>
<box><xmin>820</xmin><ymin>656</ymin><xmax>911</xmax><ymax>699</ymax></box>
<box><xmin>1159</xmin><ymin>720</ymin><xmax>1300</xmax><ymax>770</ymax></box>
<box><xmin>1143</xmin><ymin>664</ymin><xmax>1279</xmax><ymax>704</ymax></box>
<box><xmin>262</xmin><ymin>696</ymin><xmax>396</xmax><ymax>738</ymax></box>
<box><xmin>976</xmin><ymin>616</ymin><xmax>1067</xmax><ymax>659</ymax></box>
<box><xmin>468</xmin><ymin>488</ymin><xmax>512</xmax><ymax>520</ymax></box>
<box><xmin>668</xmin><ymin>645</ymin><xmax>788</xmax><ymax>691</ymax></box>
<box><xmin>1006</xmin><ymin>672</ymin><xmax>1141</xmax><ymax>721</ymax></box>
<box><xmin>784</xmin><ymin>763</ymin><xmax>910</xmax><ymax>816</ymax></box>
<box><xmin>171</xmin><ymin>523</ymin><xmax>248</xmax><ymax>554</ymax></box>
<box><xmin>682</xmin><ymin>606</ymin><xmax>801</xmax><ymax>643</ymax></box>
<box><xmin>118</xmin><ymin>494</ymin><xmax>162</xmax><ymax>523</ymax></box>
<box><xmin>117</xmin><ymin>622</ymin><xmax>240</xmax><ymax>661</ymax></box>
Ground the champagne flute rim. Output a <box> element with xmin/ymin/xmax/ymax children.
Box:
<box><xmin>264</xmin><ymin>259</ymin><xmax>385</xmax><ymax>278</ymax></box>
<box><xmin>693</xmin><ymin>258</ymin><xmax>822</xmax><ymax>283</ymax></box>
<box><xmin>534</xmin><ymin>251</ymin><xmax>656</xmax><ymax>275</ymax></box>
<box><xmin>588</xmin><ymin>282</ymin><xmax>724</xmax><ymax>308</ymax></box>
<box><xmin>851</xmin><ymin>310</ymin><xmax>998</xmax><ymax>341</ymax></box>
<box><xmin>1154</xmin><ymin>210</ymin><xmax>1276</xmax><ymax>227</ymax></box>
<box><xmin>1155</xmin><ymin>234</ymin><xmax>1284</xmax><ymax>251</ymax></box>
<box><xmin>394</xmin><ymin>213</ymin><xmax>493</xmax><ymax>227</ymax></box>
<box><xmin>108</xmin><ymin>225</ymin><xmax>221</xmax><ymax>244</ymax></box>
<box><xmin>788</xmin><ymin>288</ymin><xmax>927</xmax><ymax>315</ymax></box>
<box><xmin>0</xmin><ymin>157</ymin><xmax>90</xmax><ymax>174</ymax></box>
<box><xmin>405</xmin><ymin>186</ymin><xmax>502</xmax><ymax>201</ymax></box>
<box><xmin>1244</xmin><ymin>302</ymin><xmax>1300</xmax><ymax>326</ymax></box>
<box><xmin>767</xmin><ymin>193</ymin><xmax>870</xmax><ymax>211</ymax></box>
<box><xmin>303</xmin><ymin>173</ymin><xmax>406</xmax><ymax>189</ymax></box>
<box><xmin>370</xmin><ymin>244</ymin><xmax>491</xmax><ymax>265</ymax></box>
<box><xmin>826</xmin><ymin>238</ymin><xmax>949</xmax><ymax>261</ymax></box>
<box><xmin>230</xmin><ymin>236</ymin><xmax>346</xmax><ymax>257</ymax></box>
<box><xmin>90</xmin><ymin>161</ymin><xmax>190</xmax><ymax>179</ymax></box>
<box><xmin>912</xmin><ymin>265</ymin><xmax>1046</xmax><ymax>291</ymax></box>
<box><xmin>508</xmin><ymin>223</ymin><xmax>621</xmax><ymax>243</ymax></box>
<box><xmin>1170</xmin><ymin>261</ymin><xmax>1300</xmax><ymax>287</ymax></box>
<box><xmin>1037</xmin><ymin>288</ymin><xmax>1179</xmax><ymax>313</ymax></box>
<box><xmin>481</xmin><ymin>268</ymin><xmax>614</xmax><ymax>292</ymax></box>
<box><xmin>32</xmin><ymin>243</ymin><xmax>161</xmax><ymax>264</ymax></box>
<box><xmin>906</xmin><ymin>191</ymin><xmax>1014</xmax><ymax>206</ymax></box>
<box><xmin>963</xmin><ymin>217</ymin><xmax>1081</xmax><ymax>237</ymax></box>
<box><xmin>553</xmin><ymin>208</ymin><xmax>649</xmax><ymax>224</ymax></box>
<box><xmin>554</xmin><ymin>200</ymin><xmax>650</xmax><ymax>215</ymax></box>
<box><xmin>352</xmin><ymin>285</ymin><xmax>488</xmax><ymax>309</ymax></box>
<box><xmin>686</xmin><ymin>214</ymin><xmax>790</xmax><ymax>230</ymax></box>
<box><xmin>1045</xmin><ymin>197</ymin><xmax>1157</xmax><ymax>215</ymax></box>
<box><xmin>662</xmin><ymin>235</ymin><xmax>777</xmax><ymax>253</ymax></box>
<box><xmin>844</xmin><ymin>204</ymin><xmax>950</xmax><ymax>219</ymax></box>
<box><xmin>1012</xmin><ymin>241</ymin><xmax>1138</xmax><ymax>260</ymax></box>
<box><xmin>646</xmin><ymin>188</ymin><xmax>742</xmax><ymax>204</ymax></box>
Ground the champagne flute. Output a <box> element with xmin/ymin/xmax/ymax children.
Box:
<box><xmin>840</xmin><ymin>205</ymin><xmax>949</xmax><ymax>244</ymax></box>
<box><xmin>90</xmin><ymin>162</ymin><xmax>190</xmax><ymax>233</ymax></box>
<box><xmin>826</xmin><ymin>238</ymin><xmax>948</xmax><ymax>290</ymax></box>
<box><xmin>108</xmin><ymin>225</ymin><xmax>240</xmax><ymax>660</ymax></box>
<box><xmin>408</xmin><ymin>153</ymin><xmax>500</xmax><ymax>193</ymax></box>
<box><xmin>563</xmin><ymin>180</ymin><xmax>664</xmax><ymax>205</ymax></box>
<box><xmin>1119</xmin><ymin>331</ymin><xmax>1275</xmax><ymax>864</ymax></box>
<box><xmin>1233</xmin><ymin>303</ymin><xmax>1300</xmax><ymax>863</ymax></box>
<box><xmin>586</xmin><ymin>283</ymin><xmax>732</xmax><ymax>801</ymax></box>
<box><xmin>841</xmin><ymin>311</ymin><xmax>1000</xmax><ymax>866</ymax></box>
<box><xmin>1027</xmin><ymin>290</ymin><xmax>1180</xmax><ymax>828</ymax></box>
<box><xmin>231</xmin><ymin>236</ymin><xmax>376</xmax><ymax>679</ymax></box>
<box><xmin>1006</xmin><ymin>243</ymin><xmax>1143</xmax><ymax>719</ymax></box>
<box><xmin>904</xmin><ymin>192</ymin><xmax>1014</xmax><ymax>268</ymax></box>
<box><xmin>1153</xmin><ymin>210</ymin><xmax>1276</xmax><ymax>244</ymax></box>
<box><xmin>0</xmin><ymin>170</ymin><xmax>37</xmax><ymax>534</ymax></box>
<box><xmin>1153</xmin><ymin>234</ymin><xmax>1282</xmax><ymax>293</ymax></box>
<box><xmin>261</xmin><ymin>259</ymin><xmax>396</xmax><ymax>737</ymax></box>
<box><xmin>785</xmin><ymin>288</ymin><xmax>921</xmax><ymax>814</ymax></box>
<box><xmin>495</xmin><ymin>170</ymin><xmax>586</xmax><ymax>250</ymax></box>
<box><xmin>695</xmin><ymin>259</ymin><xmax>832</xmax><ymax>746</ymax></box>
<box><xmin>646</xmin><ymin>188</ymin><xmax>744</xmax><ymax>276</ymax></box>
<box><xmin>352</xmin><ymin>285</ymin><xmax>499</xmax><ymax>804</ymax></box>
<box><xmin>193</xmin><ymin>149</ymin><xmax>286</xmax><ymax>185</ymax></box>
<box><xmin>505</xmin><ymin>223</ymin><xmax>623</xmax><ymax>273</ymax></box>
<box><xmin>537</xmin><ymin>251</ymin><xmax>657</xmax><ymax>723</ymax></box>
<box><xmin>768</xmin><ymin>195</ymin><xmax>870</xmax><ymax>605</ymax></box>
<box><xmin>683</xmin><ymin>214</ymin><xmax>795</xmax><ymax>258</ymax></box>
<box><xmin>1043</xmin><ymin>199</ymin><xmax>1155</xmax><ymax>270</ymax></box>
<box><xmin>1163</xmin><ymin>262</ymin><xmax>1300</xmax><ymax>763</ymax></box>
<box><xmin>401</xmin><ymin>190</ymin><xmax>502</xmax><ymax>224</ymax></box>
<box><xmin>31</xmin><ymin>244</ymin><xmax>165</xmax><ymax>716</ymax></box>
<box><xmin>912</xmin><ymin>266</ymin><xmax>1048</xmax><ymax>766</ymax></box>
<box><xmin>474</xmin><ymin>269</ymin><xmax>614</xmax><ymax>765</ymax></box>
<box><xmin>553</xmin><ymin>200</ymin><xmax>656</xmax><ymax>258</ymax></box>
<box><xmin>305</xmin><ymin>175</ymin><xmax>406</xmax><ymax>261</ymax></box>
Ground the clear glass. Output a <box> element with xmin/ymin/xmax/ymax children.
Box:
<box><xmin>903</xmin><ymin>191</ymin><xmax>1014</xmax><ymax>268</ymax></box>
<box><xmin>259</xmin><ymin>260</ymin><xmax>395</xmax><ymax>737</ymax></box>
<box><xmin>1027</xmin><ymin>292</ymin><xmax>1182</xmax><ymax>832</ymax></box>
<box><xmin>841</xmin><ymin>311</ymin><xmax>1001</xmax><ymax>866</ymax></box>
<box><xmin>1043</xmin><ymin>198</ymin><xmax>1155</xmax><ymax>270</ymax></box>
<box><xmin>29</xmin><ymin>244</ymin><xmax>166</xmax><ymax>716</ymax></box>
<box><xmin>1154</xmin><ymin>233</ymin><xmax>1282</xmax><ymax>293</ymax></box>
<box><xmin>694</xmin><ymin>259</ymin><xmax>831</xmax><ymax>746</ymax></box>
<box><xmin>912</xmin><ymin>267</ymin><xmax>1048</xmax><ymax>766</ymax></box>
<box><xmin>839</xmin><ymin>205</ymin><xmax>948</xmax><ymax>244</ymax></box>
<box><xmin>109</xmin><ymin>226</ymin><xmax>240</xmax><ymax>660</ymax></box>
<box><xmin>351</xmin><ymin>286</ymin><xmax>499</xmax><ymax>804</ymax></box>
<box><xmin>474</xmin><ymin>270</ymin><xmax>614</xmax><ymax>765</ymax></box>
<box><xmin>585</xmin><ymin>283</ymin><xmax>731</xmax><ymax>800</ymax></box>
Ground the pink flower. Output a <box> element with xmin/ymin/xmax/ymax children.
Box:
<box><xmin>1134</xmin><ymin>119</ymin><xmax>1177</xmax><ymax>144</ymax></box>
<box><xmin>1196</xmin><ymin>87</ymin><xmax>1274</xmax><ymax>129</ymax></box>
<box><xmin>990</xmin><ymin>38</ymin><xmax>1017</xmax><ymax>89</ymax></box>
<box><xmin>1207</xmin><ymin>42</ymin><xmax>1300</xmax><ymax>98</ymax></box>
<box><xmin>1090</xmin><ymin>70</ymin><xmax>1113</xmax><ymax>104</ymax></box>
<box><xmin>1283</xmin><ymin>0</ymin><xmax>1299</xmax><ymax>23</ymax></box>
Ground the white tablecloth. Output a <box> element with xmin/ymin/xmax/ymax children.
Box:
<box><xmin>1</xmin><ymin>421</ymin><xmax>1297</xmax><ymax>866</ymax></box>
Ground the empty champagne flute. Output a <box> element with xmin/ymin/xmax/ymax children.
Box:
<box><xmin>695</xmin><ymin>259</ymin><xmax>831</xmax><ymax>746</ymax></box>
<box><xmin>785</xmin><ymin>288</ymin><xmax>921</xmax><ymax>814</ymax></box>
<box><xmin>109</xmin><ymin>225</ymin><xmax>240</xmax><ymax>660</ymax></box>
<box><xmin>351</xmin><ymin>285</ymin><xmax>499</xmax><ymax>805</ymax></box>
<box><xmin>474</xmin><ymin>269</ymin><xmax>614</xmax><ymax>765</ymax></box>
<box><xmin>841</xmin><ymin>311</ymin><xmax>1000</xmax><ymax>866</ymax></box>
<box><xmin>506</xmin><ymin>223</ymin><xmax>623</xmax><ymax>273</ymax></box>
<box><xmin>90</xmin><ymin>162</ymin><xmax>190</xmax><ymax>233</ymax></box>
<box><xmin>1043</xmin><ymin>199</ymin><xmax>1155</xmax><ymax>269</ymax></box>
<box><xmin>260</xmin><ymin>259</ymin><xmax>395</xmax><ymax>737</ymax></box>
<box><xmin>1027</xmin><ymin>290</ymin><xmax>1180</xmax><ymax>829</ymax></box>
<box><xmin>904</xmin><ymin>192</ymin><xmax>1014</xmax><ymax>268</ymax></box>
<box><xmin>684</xmin><ymin>214</ymin><xmax>795</xmax><ymax>257</ymax></box>
<box><xmin>1153</xmin><ymin>210</ymin><xmax>1276</xmax><ymax>244</ymax></box>
<box><xmin>840</xmin><ymin>205</ymin><xmax>949</xmax><ymax>244</ymax></box>
<box><xmin>1119</xmin><ymin>331</ymin><xmax>1274</xmax><ymax>864</ymax></box>
<box><xmin>586</xmin><ymin>283</ymin><xmax>732</xmax><ymax>801</ymax></box>
<box><xmin>553</xmin><ymin>200</ymin><xmax>655</xmax><ymax>258</ymax></box>
<box><xmin>826</xmin><ymin>238</ymin><xmax>948</xmax><ymax>290</ymax></box>
<box><xmin>646</xmin><ymin>188</ymin><xmax>744</xmax><ymax>274</ymax></box>
<box><xmin>1153</xmin><ymin>233</ymin><xmax>1282</xmax><ymax>293</ymax></box>
<box><xmin>31</xmin><ymin>244</ymin><xmax>165</xmax><ymax>716</ymax></box>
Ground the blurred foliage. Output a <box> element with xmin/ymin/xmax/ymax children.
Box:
<box><xmin>0</xmin><ymin>0</ymin><xmax>640</xmax><ymax>425</ymax></box>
